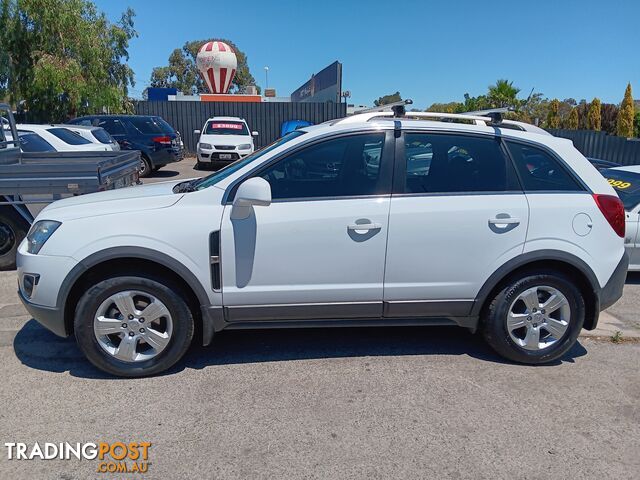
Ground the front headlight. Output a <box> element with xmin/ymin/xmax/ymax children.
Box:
<box><xmin>26</xmin><ymin>220</ymin><xmax>61</xmax><ymax>254</ymax></box>
<box><xmin>199</xmin><ymin>143</ymin><xmax>212</xmax><ymax>150</ymax></box>
<box><xmin>238</xmin><ymin>144</ymin><xmax>252</xmax><ymax>150</ymax></box>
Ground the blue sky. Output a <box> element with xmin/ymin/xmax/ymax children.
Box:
<box><xmin>95</xmin><ymin>0</ymin><xmax>640</xmax><ymax>108</ymax></box>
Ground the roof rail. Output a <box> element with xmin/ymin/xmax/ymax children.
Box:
<box><xmin>336</xmin><ymin>103</ymin><xmax>549</xmax><ymax>135</ymax></box>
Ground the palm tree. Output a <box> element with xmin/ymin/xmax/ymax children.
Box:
<box><xmin>488</xmin><ymin>79</ymin><xmax>520</xmax><ymax>108</ymax></box>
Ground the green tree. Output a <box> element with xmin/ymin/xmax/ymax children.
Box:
<box><xmin>635</xmin><ymin>112</ymin><xmax>640</xmax><ymax>137</ymax></box>
<box><xmin>567</xmin><ymin>108</ymin><xmax>579</xmax><ymax>129</ymax></box>
<box><xmin>546</xmin><ymin>99</ymin><xmax>560</xmax><ymax>128</ymax></box>
<box><xmin>487</xmin><ymin>79</ymin><xmax>520</xmax><ymax>108</ymax></box>
<box><xmin>617</xmin><ymin>83</ymin><xmax>635</xmax><ymax>137</ymax></box>
<box><xmin>588</xmin><ymin>98</ymin><xmax>602</xmax><ymax>131</ymax></box>
<box><xmin>0</xmin><ymin>0</ymin><xmax>136</xmax><ymax>121</ymax></box>
<box><xmin>150</xmin><ymin>39</ymin><xmax>257</xmax><ymax>95</ymax></box>
<box><xmin>374</xmin><ymin>91</ymin><xmax>402</xmax><ymax>107</ymax></box>
<box><xmin>426</xmin><ymin>102</ymin><xmax>464</xmax><ymax>113</ymax></box>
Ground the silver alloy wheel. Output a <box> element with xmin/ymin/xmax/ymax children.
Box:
<box><xmin>507</xmin><ymin>285</ymin><xmax>571</xmax><ymax>351</ymax></box>
<box><xmin>93</xmin><ymin>290</ymin><xmax>173</xmax><ymax>362</ymax></box>
<box><xmin>139</xmin><ymin>159</ymin><xmax>147</xmax><ymax>175</ymax></box>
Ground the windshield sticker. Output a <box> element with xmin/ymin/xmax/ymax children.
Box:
<box><xmin>210</xmin><ymin>123</ymin><xmax>242</xmax><ymax>130</ymax></box>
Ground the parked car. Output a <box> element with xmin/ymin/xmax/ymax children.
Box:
<box><xmin>280</xmin><ymin>119</ymin><xmax>312</xmax><ymax>137</ymax></box>
<box><xmin>16</xmin><ymin>124</ymin><xmax>112</xmax><ymax>152</ymax></box>
<box><xmin>60</xmin><ymin>124</ymin><xmax>120</xmax><ymax>151</ymax></box>
<box><xmin>17</xmin><ymin>110</ymin><xmax>627</xmax><ymax>377</ymax></box>
<box><xmin>588</xmin><ymin>157</ymin><xmax>620</xmax><ymax>171</ymax></box>
<box><xmin>67</xmin><ymin>115</ymin><xmax>183</xmax><ymax>177</ymax></box>
<box><xmin>602</xmin><ymin>166</ymin><xmax>640</xmax><ymax>271</ymax></box>
<box><xmin>0</xmin><ymin>105</ymin><xmax>140</xmax><ymax>271</ymax></box>
<box><xmin>195</xmin><ymin>116</ymin><xmax>258</xmax><ymax>170</ymax></box>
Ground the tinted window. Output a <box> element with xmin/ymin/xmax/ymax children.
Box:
<box><xmin>204</xmin><ymin>121</ymin><xmax>249</xmax><ymax>136</ymax></box>
<box><xmin>602</xmin><ymin>169</ymin><xmax>640</xmax><ymax>210</ymax></box>
<box><xmin>404</xmin><ymin>133</ymin><xmax>516</xmax><ymax>193</ymax></box>
<box><xmin>48</xmin><ymin>128</ymin><xmax>91</xmax><ymax>145</ymax></box>
<box><xmin>259</xmin><ymin>133</ymin><xmax>387</xmax><ymax>199</ymax></box>
<box><xmin>18</xmin><ymin>132</ymin><xmax>55</xmax><ymax>152</ymax></box>
<box><xmin>155</xmin><ymin>117</ymin><xmax>176</xmax><ymax>134</ymax></box>
<box><xmin>507</xmin><ymin>142</ymin><xmax>583</xmax><ymax>192</ymax></box>
<box><xmin>97</xmin><ymin>119</ymin><xmax>126</xmax><ymax>135</ymax></box>
<box><xmin>127</xmin><ymin>117</ymin><xmax>164</xmax><ymax>134</ymax></box>
<box><xmin>91</xmin><ymin>128</ymin><xmax>114</xmax><ymax>144</ymax></box>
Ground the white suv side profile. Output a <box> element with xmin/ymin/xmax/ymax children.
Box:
<box><xmin>17</xmin><ymin>112</ymin><xmax>628</xmax><ymax>377</ymax></box>
<box><xmin>194</xmin><ymin>116</ymin><xmax>258</xmax><ymax>170</ymax></box>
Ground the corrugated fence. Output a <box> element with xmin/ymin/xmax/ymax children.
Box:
<box><xmin>548</xmin><ymin>129</ymin><xmax>640</xmax><ymax>165</ymax></box>
<box><xmin>135</xmin><ymin>101</ymin><xmax>347</xmax><ymax>152</ymax></box>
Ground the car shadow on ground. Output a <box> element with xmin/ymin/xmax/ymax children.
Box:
<box><xmin>13</xmin><ymin>319</ymin><xmax>588</xmax><ymax>380</ymax></box>
<box><xmin>150</xmin><ymin>170</ymin><xmax>180</xmax><ymax>178</ymax></box>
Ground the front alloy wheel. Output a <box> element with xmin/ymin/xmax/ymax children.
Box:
<box><xmin>75</xmin><ymin>275</ymin><xmax>194</xmax><ymax>377</ymax></box>
<box><xmin>93</xmin><ymin>290</ymin><xmax>173</xmax><ymax>362</ymax></box>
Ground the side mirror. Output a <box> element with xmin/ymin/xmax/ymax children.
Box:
<box><xmin>193</xmin><ymin>129</ymin><xmax>201</xmax><ymax>135</ymax></box>
<box><xmin>251</xmin><ymin>131</ymin><xmax>259</xmax><ymax>136</ymax></box>
<box><xmin>231</xmin><ymin>177</ymin><xmax>271</xmax><ymax>219</ymax></box>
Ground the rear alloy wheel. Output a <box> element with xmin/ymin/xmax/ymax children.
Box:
<box><xmin>139</xmin><ymin>156</ymin><xmax>152</xmax><ymax>178</ymax></box>
<box><xmin>482</xmin><ymin>272</ymin><xmax>585</xmax><ymax>364</ymax></box>
<box><xmin>74</xmin><ymin>275</ymin><xmax>194</xmax><ymax>377</ymax></box>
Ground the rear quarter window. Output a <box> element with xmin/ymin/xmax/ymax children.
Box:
<box><xmin>506</xmin><ymin>141</ymin><xmax>584</xmax><ymax>192</ymax></box>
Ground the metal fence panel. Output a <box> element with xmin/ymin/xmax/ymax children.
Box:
<box><xmin>548</xmin><ymin>129</ymin><xmax>640</xmax><ymax>166</ymax></box>
<box><xmin>135</xmin><ymin>101</ymin><xmax>346</xmax><ymax>152</ymax></box>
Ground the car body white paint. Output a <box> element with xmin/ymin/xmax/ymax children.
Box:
<box><xmin>58</xmin><ymin>124</ymin><xmax>120</xmax><ymax>151</ymax></box>
<box><xmin>17</xmin><ymin>117</ymin><xmax>625</xmax><ymax>329</ymax></box>
<box><xmin>605</xmin><ymin>165</ymin><xmax>640</xmax><ymax>271</ymax></box>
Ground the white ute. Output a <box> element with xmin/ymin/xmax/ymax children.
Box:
<box><xmin>194</xmin><ymin>116</ymin><xmax>258</xmax><ymax>169</ymax></box>
<box><xmin>17</xmin><ymin>107</ymin><xmax>628</xmax><ymax>376</ymax></box>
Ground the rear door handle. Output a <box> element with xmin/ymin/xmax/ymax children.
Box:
<box><xmin>488</xmin><ymin>217</ymin><xmax>520</xmax><ymax>225</ymax></box>
<box><xmin>348</xmin><ymin>223</ymin><xmax>382</xmax><ymax>231</ymax></box>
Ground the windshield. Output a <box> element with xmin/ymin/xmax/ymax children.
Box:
<box><xmin>193</xmin><ymin>131</ymin><xmax>306</xmax><ymax>190</ymax></box>
<box><xmin>603</xmin><ymin>169</ymin><xmax>640</xmax><ymax>210</ymax></box>
<box><xmin>204</xmin><ymin>120</ymin><xmax>249</xmax><ymax>136</ymax></box>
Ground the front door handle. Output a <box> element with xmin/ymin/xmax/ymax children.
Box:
<box><xmin>488</xmin><ymin>217</ymin><xmax>520</xmax><ymax>226</ymax></box>
<box><xmin>348</xmin><ymin>222</ymin><xmax>382</xmax><ymax>231</ymax></box>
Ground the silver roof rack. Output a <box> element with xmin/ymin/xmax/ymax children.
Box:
<box><xmin>337</xmin><ymin>101</ymin><xmax>549</xmax><ymax>135</ymax></box>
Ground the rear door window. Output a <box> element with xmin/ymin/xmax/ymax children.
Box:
<box><xmin>91</xmin><ymin>128</ymin><xmax>115</xmax><ymax>144</ymax></box>
<box><xmin>97</xmin><ymin>119</ymin><xmax>127</xmax><ymax>135</ymax></box>
<box><xmin>402</xmin><ymin>133</ymin><xmax>518</xmax><ymax>193</ymax></box>
<box><xmin>506</xmin><ymin>141</ymin><xmax>584</xmax><ymax>192</ymax></box>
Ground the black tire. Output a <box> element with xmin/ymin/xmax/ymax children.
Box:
<box><xmin>139</xmin><ymin>155</ymin><xmax>152</xmax><ymax>178</ymax></box>
<box><xmin>74</xmin><ymin>275</ymin><xmax>194</xmax><ymax>377</ymax></box>
<box><xmin>481</xmin><ymin>271</ymin><xmax>585</xmax><ymax>364</ymax></box>
<box><xmin>0</xmin><ymin>208</ymin><xmax>29</xmax><ymax>271</ymax></box>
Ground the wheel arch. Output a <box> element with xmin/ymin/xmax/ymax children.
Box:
<box><xmin>472</xmin><ymin>250</ymin><xmax>600</xmax><ymax>330</ymax></box>
<box><xmin>60</xmin><ymin>247</ymin><xmax>210</xmax><ymax>339</ymax></box>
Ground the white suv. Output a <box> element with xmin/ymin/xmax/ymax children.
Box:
<box><xmin>17</xmin><ymin>111</ymin><xmax>628</xmax><ymax>377</ymax></box>
<box><xmin>194</xmin><ymin>116</ymin><xmax>258</xmax><ymax>169</ymax></box>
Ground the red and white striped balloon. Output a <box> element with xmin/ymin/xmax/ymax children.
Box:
<box><xmin>196</xmin><ymin>41</ymin><xmax>238</xmax><ymax>94</ymax></box>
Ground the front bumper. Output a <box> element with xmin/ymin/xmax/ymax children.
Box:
<box><xmin>197</xmin><ymin>150</ymin><xmax>250</xmax><ymax>162</ymax></box>
<box><xmin>18</xmin><ymin>288</ymin><xmax>67</xmax><ymax>337</ymax></box>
